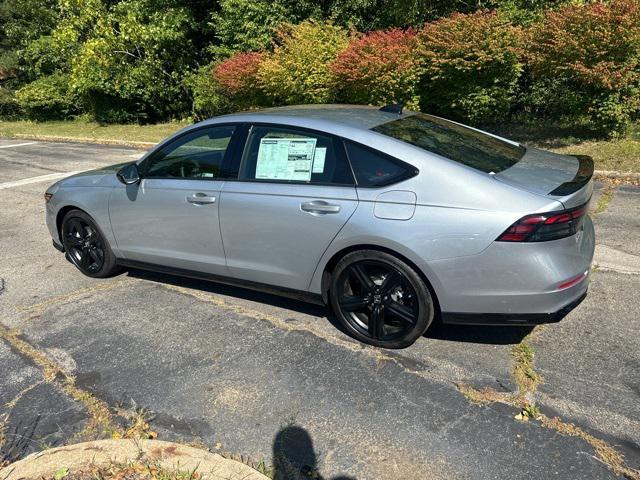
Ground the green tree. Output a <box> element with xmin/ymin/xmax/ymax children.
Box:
<box><xmin>419</xmin><ymin>11</ymin><xmax>523</xmax><ymax>124</ymax></box>
<box><xmin>525</xmin><ymin>0</ymin><xmax>640</xmax><ymax>136</ymax></box>
<box><xmin>212</xmin><ymin>0</ymin><xmax>290</xmax><ymax>55</ymax></box>
<box><xmin>15</xmin><ymin>72</ymin><xmax>77</xmax><ymax>119</ymax></box>
<box><xmin>258</xmin><ymin>20</ymin><xmax>349</xmax><ymax>104</ymax></box>
<box><xmin>0</xmin><ymin>0</ymin><xmax>58</xmax><ymax>116</ymax></box>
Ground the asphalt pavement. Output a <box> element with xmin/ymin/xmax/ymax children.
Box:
<box><xmin>0</xmin><ymin>138</ymin><xmax>638</xmax><ymax>479</ymax></box>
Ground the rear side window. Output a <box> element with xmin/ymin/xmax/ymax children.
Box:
<box><xmin>239</xmin><ymin>125</ymin><xmax>354</xmax><ymax>185</ymax></box>
<box><xmin>372</xmin><ymin>113</ymin><xmax>525</xmax><ymax>174</ymax></box>
<box><xmin>345</xmin><ymin>141</ymin><xmax>417</xmax><ymax>187</ymax></box>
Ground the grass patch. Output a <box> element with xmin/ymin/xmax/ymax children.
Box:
<box><xmin>51</xmin><ymin>460</ymin><xmax>201</xmax><ymax>480</ymax></box>
<box><xmin>494</xmin><ymin>121</ymin><xmax>640</xmax><ymax>173</ymax></box>
<box><xmin>456</xmin><ymin>383</ymin><xmax>509</xmax><ymax>405</ymax></box>
<box><xmin>0</xmin><ymin>119</ymin><xmax>187</xmax><ymax>144</ymax></box>
<box><xmin>592</xmin><ymin>186</ymin><xmax>616</xmax><ymax>215</ymax></box>
<box><xmin>0</xmin><ymin>413</ymin><xmax>7</xmax><ymax>467</ymax></box>
<box><xmin>550</xmin><ymin>139</ymin><xmax>640</xmax><ymax>174</ymax></box>
<box><xmin>511</xmin><ymin>340</ymin><xmax>541</xmax><ymax>397</ymax></box>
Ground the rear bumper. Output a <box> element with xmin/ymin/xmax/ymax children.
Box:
<box><xmin>428</xmin><ymin>214</ymin><xmax>595</xmax><ymax>316</ymax></box>
<box><xmin>441</xmin><ymin>290</ymin><xmax>587</xmax><ymax>326</ymax></box>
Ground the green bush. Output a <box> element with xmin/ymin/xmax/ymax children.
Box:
<box><xmin>330</xmin><ymin>28</ymin><xmax>422</xmax><ymax>107</ymax></box>
<box><xmin>67</xmin><ymin>0</ymin><xmax>194</xmax><ymax>123</ymax></box>
<box><xmin>15</xmin><ymin>73</ymin><xmax>77</xmax><ymax>119</ymax></box>
<box><xmin>258</xmin><ymin>20</ymin><xmax>349</xmax><ymax>105</ymax></box>
<box><xmin>525</xmin><ymin>0</ymin><xmax>640</xmax><ymax>137</ymax></box>
<box><xmin>212</xmin><ymin>0</ymin><xmax>290</xmax><ymax>55</ymax></box>
<box><xmin>418</xmin><ymin>11</ymin><xmax>523</xmax><ymax>124</ymax></box>
<box><xmin>184</xmin><ymin>64</ymin><xmax>232</xmax><ymax>120</ymax></box>
<box><xmin>82</xmin><ymin>92</ymin><xmax>145</xmax><ymax>124</ymax></box>
<box><xmin>213</xmin><ymin>52</ymin><xmax>266</xmax><ymax>109</ymax></box>
<box><xmin>0</xmin><ymin>87</ymin><xmax>20</xmax><ymax>119</ymax></box>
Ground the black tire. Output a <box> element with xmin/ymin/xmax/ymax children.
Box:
<box><xmin>61</xmin><ymin>209</ymin><xmax>121</xmax><ymax>278</ymax></box>
<box><xmin>329</xmin><ymin>250</ymin><xmax>434</xmax><ymax>349</ymax></box>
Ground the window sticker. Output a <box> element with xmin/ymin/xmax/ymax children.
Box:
<box><xmin>312</xmin><ymin>147</ymin><xmax>327</xmax><ymax>173</ymax></box>
<box><xmin>255</xmin><ymin>138</ymin><xmax>317</xmax><ymax>181</ymax></box>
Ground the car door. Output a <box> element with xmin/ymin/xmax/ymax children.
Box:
<box><xmin>219</xmin><ymin>124</ymin><xmax>358</xmax><ymax>290</ymax></box>
<box><xmin>109</xmin><ymin>124</ymin><xmax>239</xmax><ymax>275</ymax></box>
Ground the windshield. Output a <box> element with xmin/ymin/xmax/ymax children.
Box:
<box><xmin>372</xmin><ymin>113</ymin><xmax>526</xmax><ymax>174</ymax></box>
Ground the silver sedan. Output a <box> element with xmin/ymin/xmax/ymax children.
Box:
<box><xmin>45</xmin><ymin>105</ymin><xmax>595</xmax><ymax>348</ymax></box>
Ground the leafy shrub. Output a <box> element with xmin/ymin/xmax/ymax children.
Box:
<box><xmin>184</xmin><ymin>64</ymin><xmax>232</xmax><ymax>120</ymax></box>
<box><xmin>258</xmin><ymin>20</ymin><xmax>349</xmax><ymax>104</ymax></box>
<box><xmin>0</xmin><ymin>87</ymin><xmax>20</xmax><ymax>119</ymax></box>
<box><xmin>330</xmin><ymin>28</ymin><xmax>422</xmax><ymax>108</ymax></box>
<box><xmin>212</xmin><ymin>0</ymin><xmax>290</xmax><ymax>55</ymax></box>
<box><xmin>525</xmin><ymin>0</ymin><xmax>640</xmax><ymax>136</ymax></box>
<box><xmin>15</xmin><ymin>72</ymin><xmax>77</xmax><ymax>119</ymax></box>
<box><xmin>56</xmin><ymin>0</ymin><xmax>209</xmax><ymax>123</ymax></box>
<box><xmin>213</xmin><ymin>52</ymin><xmax>265</xmax><ymax>109</ymax></box>
<box><xmin>82</xmin><ymin>92</ymin><xmax>144</xmax><ymax>124</ymax></box>
<box><xmin>418</xmin><ymin>11</ymin><xmax>523</xmax><ymax>124</ymax></box>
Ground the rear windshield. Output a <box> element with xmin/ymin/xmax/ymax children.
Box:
<box><xmin>372</xmin><ymin>113</ymin><xmax>526</xmax><ymax>173</ymax></box>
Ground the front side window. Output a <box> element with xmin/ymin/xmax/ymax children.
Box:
<box><xmin>144</xmin><ymin>125</ymin><xmax>236</xmax><ymax>179</ymax></box>
<box><xmin>372</xmin><ymin>113</ymin><xmax>526</xmax><ymax>174</ymax></box>
<box><xmin>239</xmin><ymin>126</ymin><xmax>354</xmax><ymax>185</ymax></box>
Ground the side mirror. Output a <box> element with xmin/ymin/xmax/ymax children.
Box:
<box><xmin>117</xmin><ymin>163</ymin><xmax>140</xmax><ymax>185</ymax></box>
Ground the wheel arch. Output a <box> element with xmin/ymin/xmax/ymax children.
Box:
<box><xmin>319</xmin><ymin>244</ymin><xmax>442</xmax><ymax>320</ymax></box>
<box><xmin>56</xmin><ymin>205</ymin><xmax>88</xmax><ymax>243</ymax></box>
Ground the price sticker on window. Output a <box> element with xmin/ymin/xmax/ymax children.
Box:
<box><xmin>256</xmin><ymin>138</ymin><xmax>317</xmax><ymax>181</ymax></box>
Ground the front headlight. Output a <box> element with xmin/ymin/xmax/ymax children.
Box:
<box><xmin>44</xmin><ymin>192</ymin><xmax>53</xmax><ymax>203</ymax></box>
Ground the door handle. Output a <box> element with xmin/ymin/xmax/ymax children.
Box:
<box><xmin>300</xmin><ymin>200</ymin><xmax>341</xmax><ymax>214</ymax></box>
<box><xmin>187</xmin><ymin>193</ymin><xmax>216</xmax><ymax>205</ymax></box>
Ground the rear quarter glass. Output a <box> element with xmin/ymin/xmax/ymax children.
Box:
<box><xmin>344</xmin><ymin>141</ymin><xmax>418</xmax><ymax>187</ymax></box>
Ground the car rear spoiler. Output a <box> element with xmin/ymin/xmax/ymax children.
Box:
<box><xmin>549</xmin><ymin>155</ymin><xmax>594</xmax><ymax>196</ymax></box>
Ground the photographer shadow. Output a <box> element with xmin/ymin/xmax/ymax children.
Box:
<box><xmin>272</xmin><ymin>425</ymin><xmax>354</xmax><ymax>480</ymax></box>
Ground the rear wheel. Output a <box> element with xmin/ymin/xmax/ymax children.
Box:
<box><xmin>61</xmin><ymin>210</ymin><xmax>121</xmax><ymax>278</ymax></box>
<box><xmin>330</xmin><ymin>250</ymin><xmax>434</xmax><ymax>349</ymax></box>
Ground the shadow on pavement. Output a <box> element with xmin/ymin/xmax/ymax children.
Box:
<box><xmin>125</xmin><ymin>269</ymin><xmax>532</xmax><ymax>347</ymax></box>
<box><xmin>273</xmin><ymin>424</ymin><xmax>354</xmax><ymax>480</ymax></box>
<box><xmin>125</xmin><ymin>269</ymin><xmax>327</xmax><ymax>317</ymax></box>
<box><xmin>124</xmin><ymin>268</ymin><xmax>351</xmax><ymax>337</ymax></box>
<box><xmin>426</xmin><ymin>322</ymin><xmax>533</xmax><ymax>345</ymax></box>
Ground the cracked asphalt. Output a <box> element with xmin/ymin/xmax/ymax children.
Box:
<box><xmin>0</xmin><ymin>139</ymin><xmax>638</xmax><ymax>479</ymax></box>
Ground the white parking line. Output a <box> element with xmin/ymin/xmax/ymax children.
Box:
<box><xmin>0</xmin><ymin>141</ymin><xmax>38</xmax><ymax>149</ymax></box>
<box><xmin>0</xmin><ymin>171</ymin><xmax>82</xmax><ymax>190</ymax></box>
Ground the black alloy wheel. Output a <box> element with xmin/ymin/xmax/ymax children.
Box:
<box><xmin>61</xmin><ymin>210</ymin><xmax>120</xmax><ymax>278</ymax></box>
<box><xmin>330</xmin><ymin>250</ymin><xmax>434</xmax><ymax>348</ymax></box>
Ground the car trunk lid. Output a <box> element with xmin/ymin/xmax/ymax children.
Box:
<box><xmin>494</xmin><ymin>148</ymin><xmax>594</xmax><ymax>209</ymax></box>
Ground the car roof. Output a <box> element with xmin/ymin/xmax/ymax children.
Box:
<box><xmin>203</xmin><ymin>104</ymin><xmax>416</xmax><ymax>131</ymax></box>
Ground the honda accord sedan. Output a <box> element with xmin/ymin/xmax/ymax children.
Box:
<box><xmin>45</xmin><ymin>105</ymin><xmax>594</xmax><ymax>348</ymax></box>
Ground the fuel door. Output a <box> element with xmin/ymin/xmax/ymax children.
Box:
<box><xmin>373</xmin><ymin>190</ymin><xmax>417</xmax><ymax>220</ymax></box>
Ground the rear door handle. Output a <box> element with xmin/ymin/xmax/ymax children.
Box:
<box><xmin>301</xmin><ymin>200</ymin><xmax>341</xmax><ymax>214</ymax></box>
<box><xmin>187</xmin><ymin>193</ymin><xmax>216</xmax><ymax>205</ymax></box>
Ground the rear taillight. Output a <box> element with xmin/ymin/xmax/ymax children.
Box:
<box><xmin>497</xmin><ymin>203</ymin><xmax>588</xmax><ymax>242</ymax></box>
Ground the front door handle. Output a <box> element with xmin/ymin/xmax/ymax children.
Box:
<box><xmin>301</xmin><ymin>200</ymin><xmax>341</xmax><ymax>215</ymax></box>
<box><xmin>187</xmin><ymin>193</ymin><xmax>216</xmax><ymax>205</ymax></box>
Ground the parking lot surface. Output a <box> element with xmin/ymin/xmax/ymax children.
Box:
<box><xmin>1</xmin><ymin>139</ymin><xmax>638</xmax><ymax>479</ymax></box>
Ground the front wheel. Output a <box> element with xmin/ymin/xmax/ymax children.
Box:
<box><xmin>61</xmin><ymin>210</ymin><xmax>121</xmax><ymax>278</ymax></box>
<box><xmin>329</xmin><ymin>250</ymin><xmax>434</xmax><ymax>349</ymax></box>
